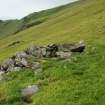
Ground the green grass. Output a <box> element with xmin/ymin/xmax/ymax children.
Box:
<box><xmin>0</xmin><ymin>0</ymin><xmax>105</xmax><ymax>61</ymax></box>
<box><xmin>1</xmin><ymin>0</ymin><xmax>105</xmax><ymax>105</ymax></box>
<box><xmin>1</xmin><ymin>44</ymin><xmax>105</xmax><ymax>105</ymax></box>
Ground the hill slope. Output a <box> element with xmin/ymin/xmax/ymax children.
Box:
<box><xmin>0</xmin><ymin>0</ymin><xmax>105</xmax><ymax>61</ymax></box>
<box><xmin>1</xmin><ymin>0</ymin><xmax>105</xmax><ymax>105</ymax></box>
<box><xmin>0</xmin><ymin>4</ymin><xmax>67</xmax><ymax>39</ymax></box>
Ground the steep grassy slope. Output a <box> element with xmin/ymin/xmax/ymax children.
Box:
<box><xmin>0</xmin><ymin>0</ymin><xmax>105</xmax><ymax>61</ymax></box>
<box><xmin>0</xmin><ymin>20</ymin><xmax>21</xmax><ymax>38</ymax></box>
<box><xmin>1</xmin><ymin>0</ymin><xmax>105</xmax><ymax>105</ymax></box>
<box><xmin>0</xmin><ymin>4</ymin><xmax>67</xmax><ymax>39</ymax></box>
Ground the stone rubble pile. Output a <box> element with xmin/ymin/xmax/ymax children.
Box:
<box><xmin>0</xmin><ymin>41</ymin><xmax>85</xmax><ymax>73</ymax></box>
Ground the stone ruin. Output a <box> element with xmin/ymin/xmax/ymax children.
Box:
<box><xmin>0</xmin><ymin>41</ymin><xmax>86</xmax><ymax>103</ymax></box>
<box><xmin>0</xmin><ymin>41</ymin><xmax>85</xmax><ymax>73</ymax></box>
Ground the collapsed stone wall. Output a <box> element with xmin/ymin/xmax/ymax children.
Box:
<box><xmin>0</xmin><ymin>41</ymin><xmax>85</xmax><ymax>73</ymax></box>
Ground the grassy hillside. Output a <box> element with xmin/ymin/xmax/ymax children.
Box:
<box><xmin>0</xmin><ymin>20</ymin><xmax>21</xmax><ymax>38</ymax></box>
<box><xmin>0</xmin><ymin>4</ymin><xmax>67</xmax><ymax>39</ymax></box>
<box><xmin>0</xmin><ymin>0</ymin><xmax>105</xmax><ymax>61</ymax></box>
<box><xmin>1</xmin><ymin>0</ymin><xmax>105</xmax><ymax>105</ymax></box>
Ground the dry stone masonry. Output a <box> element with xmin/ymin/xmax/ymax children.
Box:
<box><xmin>0</xmin><ymin>41</ymin><xmax>86</xmax><ymax>103</ymax></box>
<box><xmin>0</xmin><ymin>41</ymin><xmax>85</xmax><ymax>73</ymax></box>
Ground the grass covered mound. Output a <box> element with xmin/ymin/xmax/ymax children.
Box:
<box><xmin>0</xmin><ymin>44</ymin><xmax>105</xmax><ymax>105</ymax></box>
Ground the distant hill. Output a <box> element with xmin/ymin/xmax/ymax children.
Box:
<box><xmin>0</xmin><ymin>4</ymin><xmax>68</xmax><ymax>39</ymax></box>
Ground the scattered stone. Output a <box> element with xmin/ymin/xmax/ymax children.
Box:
<box><xmin>33</xmin><ymin>47</ymin><xmax>42</xmax><ymax>58</ymax></box>
<box><xmin>16</xmin><ymin>51</ymin><xmax>28</xmax><ymax>59</ymax></box>
<box><xmin>15</xmin><ymin>58</ymin><xmax>28</xmax><ymax>68</ymax></box>
<box><xmin>0</xmin><ymin>41</ymin><xmax>86</xmax><ymax>73</ymax></box>
<box><xmin>46</xmin><ymin>44</ymin><xmax>58</xmax><ymax>57</ymax></box>
<box><xmin>25</xmin><ymin>46</ymin><xmax>43</xmax><ymax>58</ymax></box>
<box><xmin>25</xmin><ymin>46</ymin><xmax>37</xmax><ymax>55</ymax></box>
<box><xmin>1</xmin><ymin>58</ymin><xmax>15</xmax><ymax>72</ymax></box>
<box><xmin>41</xmin><ymin>47</ymin><xmax>46</xmax><ymax>57</ymax></box>
<box><xmin>21</xmin><ymin>85</ymin><xmax>39</xmax><ymax>103</ymax></box>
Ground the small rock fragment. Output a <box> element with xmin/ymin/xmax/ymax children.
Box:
<box><xmin>21</xmin><ymin>85</ymin><xmax>39</xmax><ymax>103</ymax></box>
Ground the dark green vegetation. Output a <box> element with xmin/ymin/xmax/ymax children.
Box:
<box><xmin>1</xmin><ymin>0</ymin><xmax>105</xmax><ymax>105</ymax></box>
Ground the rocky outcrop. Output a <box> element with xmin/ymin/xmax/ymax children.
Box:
<box><xmin>0</xmin><ymin>41</ymin><xmax>85</xmax><ymax>73</ymax></box>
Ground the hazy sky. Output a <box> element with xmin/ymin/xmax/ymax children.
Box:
<box><xmin>0</xmin><ymin>0</ymin><xmax>77</xmax><ymax>20</ymax></box>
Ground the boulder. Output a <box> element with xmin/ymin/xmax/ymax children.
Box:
<box><xmin>70</xmin><ymin>41</ymin><xmax>85</xmax><ymax>53</ymax></box>
<box><xmin>21</xmin><ymin>58</ymin><xmax>28</xmax><ymax>67</ymax></box>
<box><xmin>1</xmin><ymin>58</ymin><xmax>15</xmax><ymax>72</ymax></box>
<box><xmin>0</xmin><ymin>64</ymin><xmax>8</xmax><ymax>73</ymax></box>
<box><xmin>25</xmin><ymin>46</ymin><xmax>36</xmax><ymax>55</ymax></box>
<box><xmin>21</xmin><ymin>85</ymin><xmax>39</xmax><ymax>103</ymax></box>
<box><xmin>59</xmin><ymin>44</ymin><xmax>75</xmax><ymax>52</ymax></box>
<box><xmin>33</xmin><ymin>47</ymin><xmax>42</xmax><ymax>58</ymax></box>
<box><xmin>16</xmin><ymin>51</ymin><xmax>28</xmax><ymax>59</ymax></box>
<box><xmin>60</xmin><ymin>41</ymin><xmax>85</xmax><ymax>53</ymax></box>
<box><xmin>41</xmin><ymin>47</ymin><xmax>46</xmax><ymax>57</ymax></box>
<box><xmin>15</xmin><ymin>58</ymin><xmax>28</xmax><ymax>68</ymax></box>
<box><xmin>25</xmin><ymin>46</ymin><xmax>42</xmax><ymax>58</ymax></box>
<box><xmin>57</xmin><ymin>51</ymin><xmax>72</xmax><ymax>59</ymax></box>
<box><xmin>46</xmin><ymin>44</ymin><xmax>58</xmax><ymax>57</ymax></box>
